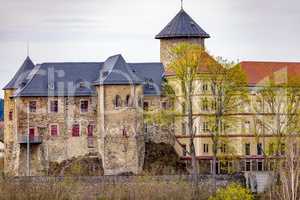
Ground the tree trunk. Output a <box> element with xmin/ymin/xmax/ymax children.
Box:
<box><xmin>187</xmin><ymin>84</ymin><xmax>198</xmax><ymax>183</ymax></box>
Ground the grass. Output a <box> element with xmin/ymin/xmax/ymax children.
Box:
<box><xmin>0</xmin><ymin>177</ymin><xmax>212</xmax><ymax>200</ymax></box>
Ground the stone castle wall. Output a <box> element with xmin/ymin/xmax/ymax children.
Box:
<box><xmin>160</xmin><ymin>38</ymin><xmax>205</xmax><ymax>67</ymax></box>
<box><xmin>98</xmin><ymin>85</ymin><xmax>145</xmax><ymax>175</ymax></box>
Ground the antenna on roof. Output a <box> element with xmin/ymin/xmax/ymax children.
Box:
<box><xmin>26</xmin><ymin>41</ymin><xmax>30</xmax><ymax>57</ymax></box>
<box><xmin>181</xmin><ymin>0</ymin><xmax>183</xmax><ymax>9</ymax></box>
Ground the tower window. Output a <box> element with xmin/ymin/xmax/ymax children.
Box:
<box><xmin>114</xmin><ymin>95</ymin><xmax>122</xmax><ymax>108</ymax></box>
<box><xmin>143</xmin><ymin>101</ymin><xmax>149</xmax><ymax>111</ymax></box>
<box><xmin>125</xmin><ymin>95</ymin><xmax>133</xmax><ymax>107</ymax></box>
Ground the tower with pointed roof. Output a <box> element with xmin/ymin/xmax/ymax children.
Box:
<box><xmin>155</xmin><ymin>8</ymin><xmax>210</xmax><ymax>67</ymax></box>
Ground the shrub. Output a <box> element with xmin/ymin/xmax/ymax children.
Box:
<box><xmin>209</xmin><ymin>183</ymin><xmax>254</xmax><ymax>200</ymax></box>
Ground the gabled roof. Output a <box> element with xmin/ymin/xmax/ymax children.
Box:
<box><xmin>94</xmin><ymin>54</ymin><xmax>143</xmax><ymax>85</ymax></box>
<box><xmin>155</xmin><ymin>9</ymin><xmax>210</xmax><ymax>39</ymax></box>
<box><xmin>3</xmin><ymin>56</ymin><xmax>35</xmax><ymax>90</ymax></box>
<box><xmin>11</xmin><ymin>55</ymin><xmax>164</xmax><ymax>97</ymax></box>
<box><xmin>130</xmin><ymin>63</ymin><xmax>164</xmax><ymax>96</ymax></box>
<box><xmin>15</xmin><ymin>62</ymin><xmax>103</xmax><ymax>97</ymax></box>
<box><xmin>240</xmin><ymin>61</ymin><xmax>300</xmax><ymax>86</ymax></box>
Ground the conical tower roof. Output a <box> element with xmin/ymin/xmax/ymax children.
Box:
<box><xmin>155</xmin><ymin>9</ymin><xmax>210</xmax><ymax>39</ymax></box>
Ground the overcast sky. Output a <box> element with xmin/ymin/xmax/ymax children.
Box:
<box><xmin>0</xmin><ymin>0</ymin><xmax>300</xmax><ymax>97</ymax></box>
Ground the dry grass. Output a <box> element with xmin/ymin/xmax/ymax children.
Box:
<box><xmin>0</xmin><ymin>177</ymin><xmax>212</xmax><ymax>200</ymax></box>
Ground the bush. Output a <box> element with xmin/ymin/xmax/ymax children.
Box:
<box><xmin>209</xmin><ymin>183</ymin><xmax>254</xmax><ymax>200</ymax></box>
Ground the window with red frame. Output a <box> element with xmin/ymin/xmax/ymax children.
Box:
<box><xmin>50</xmin><ymin>124</ymin><xmax>58</xmax><ymax>136</ymax></box>
<box><xmin>80</xmin><ymin>100</ymin><xmax>89</xmax><ymax>113</ymax></box>
<box><xmin>9</xmin><ymin>110</ymin><xmax>13</xmax><ymax>121</ymax></box>
<box><xmin>72</xmin><ymin>124</ymin><xmax>80</xmax><ymax>137</ymax></box>
<box><xmin>87</xmin><ymin>124</ymin><xmax>94</xmax><ymax>137</ymax></box>
<box><xmin>29</xmin><ymin>101</ymin><xmax>37</xmax><ymax>113</ymax></box>
<box><xmin>50</xmin><ymin>100</ymin><xmax>58</xmax><ymax>113</ymax></box>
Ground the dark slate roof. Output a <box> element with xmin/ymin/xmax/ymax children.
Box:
<box><xmin>15</xmin><ymin>62</ymin><xmax>103</xmax><ymax>97</ymax></box>
<box><xmin>12</xmin><ymin>55</ymin><xmax>164</xmax><ymax>97</ymax></box>
<box><xmin>3</xmin><ymin>56</ymin><xmax>35</xmax><ymax>90</ymax></box>
<box><xmin>129</xmin><ymin>63</ymin><xmax>164</xmax><ymax>96</ymax></box>
<box><xmin>94</xmin><ymin>54</ymin><xmax>143</xmax><ymax>85</ymax></box>
<box><xmin>155</xmin><ymin>9</ymin><xmax>210</xmax><ymax>39</ymax></box>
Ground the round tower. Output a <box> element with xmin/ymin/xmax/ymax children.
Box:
<box><xmin>155</xmin><ymin>8</ymin><xmax>210</xmax><ymax>67</ymax></box>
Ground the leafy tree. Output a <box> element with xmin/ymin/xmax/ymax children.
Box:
<box><xmin>209</xmin><ymin>183</ymin><xmax>254</xmax><ymax>200</ymax></box>
<box><xmin>202</xmin><ymin>57</ymin><xmax>248</xmax><ymax>190</ymax></box>
<box><xmin>145</xmin><ymin>42</ymin><xmax>206</xmax><ymax>180</ymax></box>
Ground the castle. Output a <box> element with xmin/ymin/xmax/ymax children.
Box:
<box><xmin>3</xmin><ymin>7</ymin><xmax>300</xmax><ymax>176</ymax></box>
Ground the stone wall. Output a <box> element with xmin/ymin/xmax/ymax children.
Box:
<box><xmin>98</xmin><ymin>85</ymin><xmax>145</xmax><ymax>175</ymax></box>
<box><xmin>160</xmin><ymin>38</ymin><xmax>205</xmax><ymax>67</ymax></box>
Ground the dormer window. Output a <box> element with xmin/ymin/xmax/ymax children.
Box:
<box><xmin>48</xmin><ymin>82</ymin><xmax>55</xmax><ymax>90</ymax></box>
<box><xmin>79</xmin><ymin>82</ymin><xmax>85</xmax><ymax>88</ymax></box>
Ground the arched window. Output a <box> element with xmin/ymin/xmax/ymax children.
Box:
<box><xmin>114</xmin><ymin>95</ymin><xmax>122</xmax><ymax>108</ymax></box>
<box><xmin>125</xmin><ymin>95</ymin><xmax>132</xmax><ymax>107</ymax></box>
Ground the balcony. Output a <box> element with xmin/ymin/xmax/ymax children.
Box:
<box><xmin>18</xmin><ymin>135</ymin><xmax>43</xmax><ymax>144</ymax></box>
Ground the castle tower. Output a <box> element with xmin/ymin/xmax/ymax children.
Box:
<box><xmin>3</xmin><ymin>56</ymin><xmax>35</xmax><ymax>175</ymax></box>
<box><xmin>155</xmin><ymin>8</ymin><xmax>210</xmax><ymax>67</ymax></box>
<box><xmin>95</xmin><ymin>54</ymin><xmax>145</xmax><ymax>175</ymax></box>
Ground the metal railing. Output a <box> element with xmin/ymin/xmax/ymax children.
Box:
<box><xmin>18</xmin><ymin>135</ymin><xmax>43</xmax><ymax>144</ymax></box>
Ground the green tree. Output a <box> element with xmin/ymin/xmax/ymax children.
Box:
<box><xmin>203</xmin><ymin>57</ymin><xmax>248</xmax><ymax>190</ymax></box>
<box><xmin>209</xmin><ymin>183</ymin><xmax>254</xmax><ymax>200</ymax></box>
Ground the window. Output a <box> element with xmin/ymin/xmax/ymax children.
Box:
<box><xmin>9</xmin><ymin>110</ymin><xmax>13</xmax><ymax>121</ymax></box>
<box><xmin>245</xmin><ymin>160</ymin><xmax>251</xmax><ymax>171</ymax></box>
<box><xmin>244</xmin><ymin>121</ymin><xmax>250</xmax><ymax>133</ymax></box>
<box><xmin>29</xmin><ymin>128</ymin><xmax>35</xmax><ymax>140</ymax></box>
<box><xmin>257</xmin><ymin>143</ymin><xmax>263</xmax><ymax>156</ymax></box>
<box><xmin>182</xmin><ymin>144</ymin><xmax>187</xmax><ymax>156</ymax></box>
<box><xmin>203</xmin><ymin>144</ymin><xmax>209</xmax><ymax>153</ymax></box>
<box><xmin>220</xmin><ymin>144</ymin><xmax>227</xmax><ymax>153</ymax></box>
<box><xmin>29</xmin><ymin>101</ymin><xmax>37</xmax><ymax>113</ymax></box>
<box><xmin>143</xmin><ymin>101</ymin><xmax>149</xmax><ymax>111</ymax></box>
<box><xmin>50</xmin><ymin>124</ymin><xmax>58</xmax><ymax>136</ymax></box>
<box><xmin>114</xmin><ymin>95</ymin><xmax>122</xmax><ymax>108</ymax></box>
<box><xmin>87</xmin><ymin>124</ymin><xmax>94</xmax><ymax>137</ymax></box>
<box><xmin>80</xmin><ymin>100</ymin><xmax>89</xmax><ymax>113</ymax></box>
<box><xmin>122</xmin><ymin>127</ymin><xmax>128</xmax><ymax>137</ymax></box>
<box><xmin>202</xmin><ymin>83</ymin><xmax>208</xmax><ymax>92</ymax></box>
<box><xmin>245</xmin><ymin>143</ymin><xmax>251</xmax><ymax>156</ymax></box>
<box><xmin>161</xmin><ymin>102</ymin><xmax>168</xmax><ymax>110</ymax></box>
<box><xmin>211</xmin><ymin>100</ymin><xmax>216</xmax><ymax>111</ymax></box>
<box><xmin>202</xmin><ymin>98</ymin><xmax>209</xmax><ymax>111</ymax></box>
<box><xmin>72</xmin><ymin>124</ymin><xmax>80</xmax><ymax>137</ymax></box>
<box><xmin>257</xmin><ymin>161</ymin><xmax>263</xmax><ymax>171</ymax></box>
<box><xmin>50</xmin><ymin>100</ymin><xmax>58</xmax><ymax>113</ymax></box>
<box><xmin>125</xmin><ymin>95</ymin><xmax>133</xmax><ymax>107</ymax></box>
<box><xmin>281</xmin><ymin>143</ymin><xmax>285</xmax><ymax>155</ymax></box>
<box><xmin>202</xmin><ymin>121</ymin><xmax>209</xmax><ymax>132</ymax></box>
<box><xmin>269</xmin><ymin>143</ymin><xmax>274</xmax><ymax>155</ymax></box>
<box><xmin>182</xmin><ymin>122</ymin><xmax>186</xmax><ymax>135</ymax></box>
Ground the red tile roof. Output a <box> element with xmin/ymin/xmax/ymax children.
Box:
<box><xmin>240</xmin><ymin>61</ymin><xmax>300</xmax><ymax>85</ymax></box>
